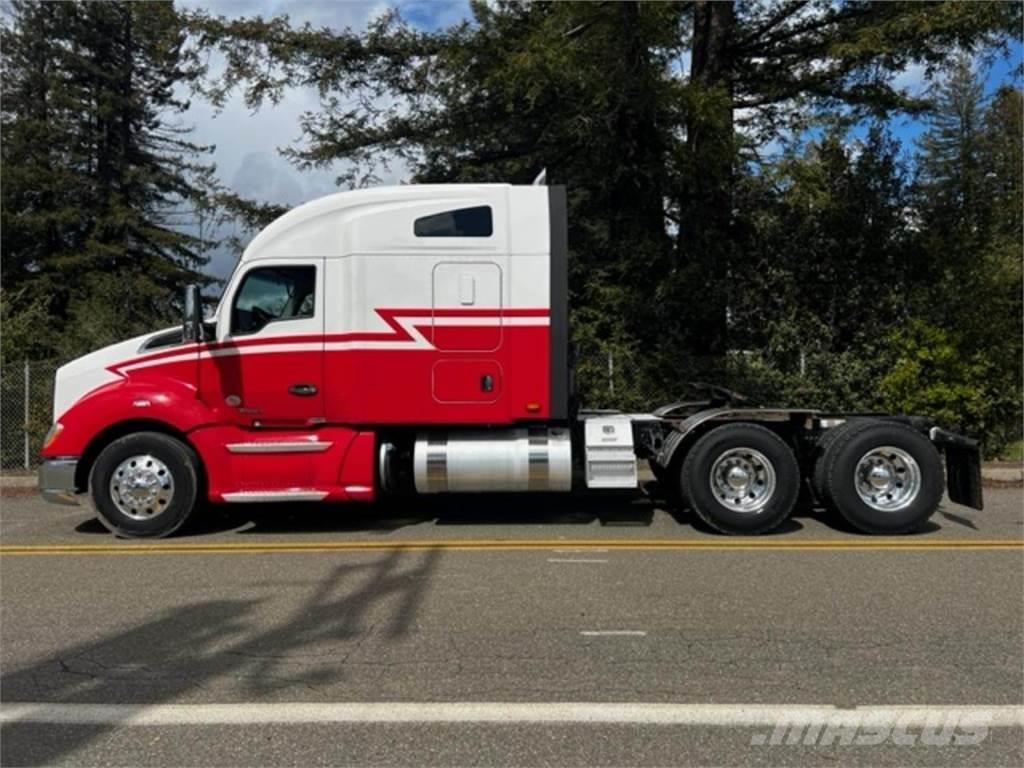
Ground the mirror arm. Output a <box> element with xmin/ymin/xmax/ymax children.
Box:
<box><xmin>182</xmin><ymin>284</ymin><xmax>203</xmax><ymax>343</ymax></box>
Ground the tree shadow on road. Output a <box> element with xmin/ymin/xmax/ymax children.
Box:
<box><xmin>0</xmin><ymin>546</ymin><xmax>442</xmax><ymax>766</ymax></box>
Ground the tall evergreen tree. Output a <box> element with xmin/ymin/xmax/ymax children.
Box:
<box><xmin>5</xmin><ymin>1</ymin><xmax>1015</xmax><ymax>446</ymax></box>
<box><xmin>915</xmin><ymin>54</ymin><xmax>990</xmax><ymax>248</ymax></box>
<box><xmin>191</xmin><ymin>1</ymin><xmax>685</xmax><ymax>405</ymax></box>
<box><xmin>1</xmin><ymin>0</ymin><xmax>217</xmax><ymax>361</ymax></box>
<box><xmin>731</xmin><ymin>124</ymin><xmax>911</xmax><ymax>354</ymax></box>
<box><xmin>188</xmin><ymin>0</ymin><xmax>1018</xmax><ymax>359</ymax></box>
<box><xmin>982</xmin><ymin>85</ymin><xmax>1024</xmax><ymax>240</ymax></box>
<box><xmin>881</xmin><ymin>61</ymin><xmax>1023</xmax><ymax>451</ymax></box>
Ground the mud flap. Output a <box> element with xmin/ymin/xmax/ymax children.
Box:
<box><xmin>930</xmin><ymin>427</ymin><xmax>984</xmax><ymax>510</ymax></box>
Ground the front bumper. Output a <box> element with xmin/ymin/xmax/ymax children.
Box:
<box><xmin>38</xmin><ymin>458</ymin><xmax>80</xmax><ymax>506</ymax></box>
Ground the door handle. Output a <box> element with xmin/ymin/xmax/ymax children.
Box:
<box><xmin>288</xmin><ymin>383</ymin><xmax>318</xmax><ymax>397</ymax></box>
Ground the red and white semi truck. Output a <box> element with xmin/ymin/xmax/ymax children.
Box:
<box><xmin>38</xmin><ymin>183</ymin><xmax>983</xmax><ymax>537</ymax></box>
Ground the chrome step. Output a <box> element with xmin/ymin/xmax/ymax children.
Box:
<box><xmin>221</xmin><ymin>490</ymin><xmax>328</xmax><ymax>503</ymax></box>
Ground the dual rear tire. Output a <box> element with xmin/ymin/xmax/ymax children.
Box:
<box><xmin>813</xmin><ymin>420</ymin><xmax>944</xmax><ymax>534</ymax></box>
<box><xmin>680</xmin><ymin>423</ymin><xmax>800</xmax><ymax>535</ymax></box>
<box><xmin>674</xmin><ymin>420</ymin><xmax>944</xmax><ymax>535</ymax></box>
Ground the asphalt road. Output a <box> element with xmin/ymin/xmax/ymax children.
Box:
<box><xmin>1</xmin><ymin>486</ymin><xmax>1022</xmax><ymax>766</ymax></box>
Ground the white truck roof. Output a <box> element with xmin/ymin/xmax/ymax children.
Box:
<box><xmin>241</xmin><ymin>183</ymin><xmax>548</xmax><ymax>263</ymax></box>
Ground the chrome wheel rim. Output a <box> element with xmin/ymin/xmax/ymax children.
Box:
<box><xmin>709</xmin><ymin>448</ymin><xmax>776</xmax><ymax>512</ymax></box>
<box><xmin>109</xmin><ymin>454</ymin><xmax>174</xmax><ymax>520</ymax></box>
<box><xmin>854</xmin><ymin>446</ymin><xmax>920</xmax><ymax>512</ymax></box>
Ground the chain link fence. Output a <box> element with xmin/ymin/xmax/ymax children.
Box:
<box><xmin>1</xmin><ymin>360</ymin><xmax>60</xmax><ymax>471</ymax></box>
<box><xmin>572</xmin><ymin>346</ymin><xmax>889</xmax><ymax>415</ymax></box>
<box><xmin>573</xmin><ymin>349</ymin><xmax>665</xmax><ymax>412</ymax></box>
<box><xmin>573</xmin><ymin>348</ymin><xmax>752</xmax><ymax>413</ymax></box>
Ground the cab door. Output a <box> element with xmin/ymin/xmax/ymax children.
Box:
<box><xmin>431</xmin><ymin>261</ymin><xmax>504</xmax><ymax>406</ymax></box>
<box><xmin>201</xmin><ymin>260</ymin><xmax>324</xmax><ymax>428</ymax></box>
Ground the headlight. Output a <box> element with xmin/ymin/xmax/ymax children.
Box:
<box><xmin>42</xmin><ymin>422</ymin><xmax>64</xmax><ymax>451</ymax></box>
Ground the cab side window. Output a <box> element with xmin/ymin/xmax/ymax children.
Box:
<box><xmin>231</xmin><ymin>266</ymin><xmax>316</xmax><ymax>335</ymax></box>
<box><xmin>414</xmin><ymin>206</ymin><xmax>493</xmax><ymax>237</ymax></box>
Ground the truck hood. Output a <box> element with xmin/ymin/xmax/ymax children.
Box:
<box><xmin>53</xmin><ymin>327</ymin><xmax>181</xmax><ymax>421</ymax></box>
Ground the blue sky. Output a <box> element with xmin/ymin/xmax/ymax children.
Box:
<box><xmin>178</xmin><ymin>1</ymin><xmax>1021</xmax><ymax>277</ymax></box>
<box><xmin>884</xmin><ymin>41</ymin><xmax>1022</xmax><ymax>151</ymax></box>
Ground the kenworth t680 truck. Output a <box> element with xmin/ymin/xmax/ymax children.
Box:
<box><xmin>38</xmin><ymin>183</ymin><xmax>983</xmax><ymax>537</ymax></box>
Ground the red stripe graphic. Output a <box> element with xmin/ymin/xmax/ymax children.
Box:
<box><xmin>108</xmin><ymin>308</ymin><xmax>550</xmax><ymax>373</ymax></box>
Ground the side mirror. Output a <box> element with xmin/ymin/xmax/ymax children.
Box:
<box><xmin>183</xmin><ymin>284</ymin><xmax>203</xmax><ymax>343</ymax></box>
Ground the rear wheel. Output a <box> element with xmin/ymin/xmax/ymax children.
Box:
<box><xmin>88</xmin><ymin>432</ymin><xmax>199</xmax><ymax>538</ymax></box>
<box><xmin>680</xmin><ymin>423</ymin><xmax>800</xmax><ymax>535</ymax></box>
<box><xmin>648</xmin><ymin>459</ymin><xmax>670</xmax><ymax>485</ymax></box>
<box><xmin>811</xmin><ymin>422</ymin><xmax>853</xmax><ymax>506</ymax></box>
<box><xmin>822</xmin><ymin>420</ymin><xmax>943</xmax><ymax>534</ymax></box>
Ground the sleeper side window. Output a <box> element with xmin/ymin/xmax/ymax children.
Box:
<box><xmin>231</xmin><ymin>265</ymin><xmax>316</xmax><ymax>335</ymax></box>
<box><xmin>414</xmin><ymin>206</ymin><xmax>493</xmax><ymax>237</ymax></box>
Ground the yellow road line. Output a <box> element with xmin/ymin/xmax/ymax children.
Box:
<box><xmin>0</xmin><ymin>539</ymin><xmax>1021</xmax><ymax>556</ymax></box>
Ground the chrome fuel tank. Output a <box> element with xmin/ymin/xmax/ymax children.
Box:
<box><xmin>413</xmin><ymin>428</ymin><xmax>572</xmax><ymax>493</ymax></box>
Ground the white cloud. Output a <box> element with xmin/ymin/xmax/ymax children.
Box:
<box><xmin>175</xmin><ymin>2</ymin><xmax>469</xmax><ymax>277</ymax></box>
<box><xmin>179</xmin><ymin>1</ymin><xmax>471</xmax><ymax>201</ymax></box>
<box><xmin>179</xmin><ymin>0</ymin><xmax>399</xmax><ymax>209</ymax></box>
<box><xmin>892</xmin><ymin>62</ymin><xmax>929</xmax><ymax>96</ymax></box>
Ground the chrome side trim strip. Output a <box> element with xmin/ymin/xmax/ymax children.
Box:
<box><xmin>225</xmin><ymin>442</ymin><xmax>332</xmax><ymax>454</ymax></box>
<box><xmin>221</xmin><ymin>490</ymin><xmax>328</xmax><ymax>503</ymax></box>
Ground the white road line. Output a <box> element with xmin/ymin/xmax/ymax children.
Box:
<box><xmin>546</xmin><ymin>558</ymin><xmax>609</xmax><ymax>563</ymax></box>
<box><xmin>580</xmin><ymin>631</ymin><xmax>648</xmax><ymax>637</ymax></box>
<box><xmin>1</xmin><ymin>703</ymin><xmax>1022</xmax><ymax>727</ymax></box>
<box><xmin>552</xmin><ymin>549</ymin><xmax>609</xmax><ymax>553</ymax></box>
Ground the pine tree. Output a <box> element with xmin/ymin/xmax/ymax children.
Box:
<box><xmin>916</xmin><ymin>54</ymin><xmax>989</xmax><ymax>246</ymax></box>
<box><xmin>1</xmin><ymin>0</ymin><xmax>218</xmax><ymax>362</ymax></box>
<box><xmin>982</xmin><ymin>85</ymin><xmax>1023</xmax><ymax>240</ymax></box>
<box><xmin>879</xmin><ymin>59</ymin><xmax>1023</xmax><ymax>452</ymax></box>
<box><xmin>187</xmin><ymin>0</ymin><xmax>1018</xmax><ymax>362</ymax></box>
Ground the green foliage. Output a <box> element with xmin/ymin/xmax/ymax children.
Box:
<box><xmin>731</xmin><ymin>123</ymin><xmax>913</xmax><ymax>352</ymax></box>
<box><xmin>183</xmin><ymin>2</ymin><xmax>1019</xmax><ymax>437</ymax></box>
<box><xmin>1</xmin><ymin>0</ymin><xmax>220</xmax><ymax>363</ymax></box>
<box><xmin>1000</xmin><ymin>441</ymin><xmax>1024</xmax><ymax>462</ymax></box>
<box><xmin>897</xmin><ymin>55</ymin><xmax>1024</xmax><ymax>454</ymax></box>
<box><xmin>879</xmin><ymin>320</ymin><xmax>1014</xmax><ymax>452</ymax></box>
<box><xmin>1</xmin><ymin>1</ymin><xmax>1020</xmax><ymax>454</ymax></box>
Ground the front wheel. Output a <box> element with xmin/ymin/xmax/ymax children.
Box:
<box><xmin>680</xmin><ymin>423</ymin><xmax>800</xmax><ymax>535</ymax></box>
<box><xmin>88</xmin><ymin>431</ymin><xmax>199</xmax><ymax>538</ymax></box>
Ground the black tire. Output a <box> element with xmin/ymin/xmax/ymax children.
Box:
<box><xmin>822</xmin><ymin>420</ymin><xmax>943</xmax><ymax>534</ymax></box>
<box><xmin>648</xmin><ymin>459</ymin><xmax>669</xmax><ymax>485</ymax></box>
<box><xmin>650</xmin><ymin>457</ymin><xmax>685</xmax><ymax>507</ymax></box>
<box><xmin>811</xmin><ymin>422</ymin><xmax>853</xmax><ymax>505</ymax></box>
<box><xmin>680</xmin><ymin>423</ymin><xmax>801</xmax><ymax>535</ymax></box>
<box><xmin>88</xmin><ymin>431</ymin><xmax>199</xmax><ymax>538</ymax></box>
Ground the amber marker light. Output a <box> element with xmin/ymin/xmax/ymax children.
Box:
<box><xmin>42</xmin><ymin>422</ymin><xmax>63</xmax><ymax>451</ymax></box>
